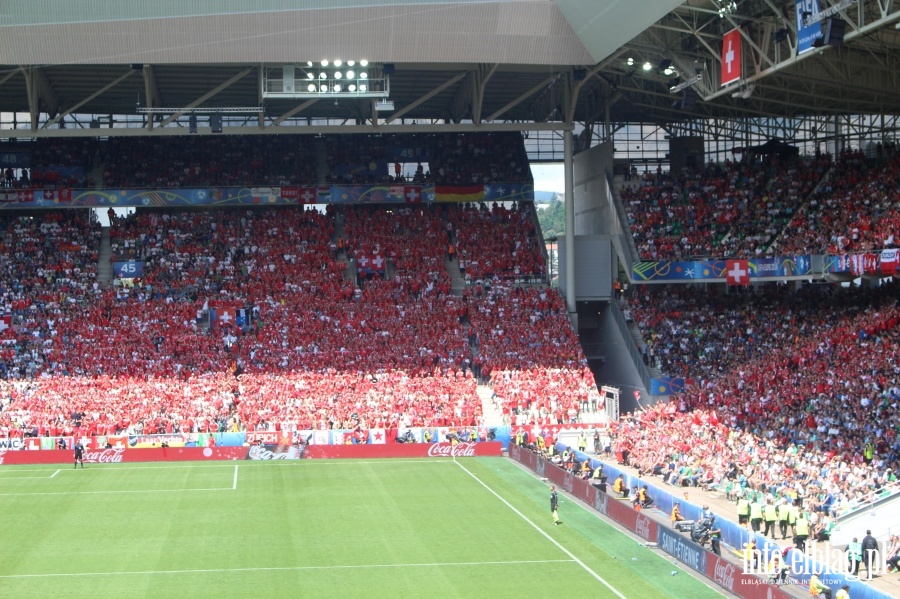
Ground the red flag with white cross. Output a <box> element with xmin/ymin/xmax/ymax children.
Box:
<box><xmin>725</xmin><ymin>259</ymin><xmax>750</xmax><ymax>286</ymax></box>
<box><xmin>721</xmin><ymin>29</ymin><xmax>742</xmax><ymax>86</ymax></box>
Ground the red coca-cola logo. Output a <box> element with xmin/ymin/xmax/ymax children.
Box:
<box><xmin>82</xmin><ymin>448</ymin><xmax>126</xmax><ymax>463</ymax></box>
<box><xmin>427</xmin><ymin>443</ymin><xmax>477</xmax><ymax>457</ymax></box>
<box><xmin>635</xmin><ymin>514</ymin><xmax>652</xmax><ymax>540</ymax></box>
<box><xmin>713</xmin><ymin>559</ymin><xmax>736</xmax><ymax>592</ymax></box>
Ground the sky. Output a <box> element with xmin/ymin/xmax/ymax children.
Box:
<box><xmin>530</xmin><ymin>163</ymin><xmax>565</xmax><ymax>194</ymax></box>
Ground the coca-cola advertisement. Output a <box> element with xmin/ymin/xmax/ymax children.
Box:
<box><xmin>246</xmin><ymin>444</ymin><xmax>307</xmax><ymax>460</ymax></box>
<box><xmin>81</xmin><ymin>447</ymin><xmax>127</xmax><ymax>464</ymax></box>
<box><xmin>0</xmin><ymin>447</ymin><xmax>248</xmax><ymax>465</ymax></box>
<box><xmin>304</xmin><ymin>442</ymin><xmax>501</xmax><ymax>459</ymax></box>
<box><xmin>706</xmin><ymin>554</ymin><xmax>793</xmax><ymax>599</ymax></box>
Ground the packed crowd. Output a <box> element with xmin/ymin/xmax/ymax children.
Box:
<box><xmin>619</xmin><ymin>283</ymin><xmax>900</xmax><ymax>522</ymax></box>
<box><xmin>100</xmin><ymin>136</ymin><xmax>318</xmax><ymax>188</ymax></box>
<box><xmin>1</xmin><ymin>132</ymin><xmax>534</xmax><ymax>191</ymax></box>
<box><xmin>622</xmin><ymin>155</ymin><xmax>829</xmax><ymax>260</ymax></box>
<box><xmin>775</xmin><ymin>150</ymin><xmax>900</xmax><ymax>255</ymax></box>
<box><xmin>446</xmin><ymin>202</ymin><xmax>545</xmax><ymax>280</ymax></box>
<box><xmin>0</xmin><ymin>204</ymin><xmax>600</xmax><ymax>438</ymax></box>
<box><xmin>431</xmin><ymin>132</ymin><xmax>531</xmax><ymax>185</ymax></box>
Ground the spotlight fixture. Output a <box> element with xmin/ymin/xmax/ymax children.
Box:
<box><xmin>264</xmin><ymin>60</ymin><xmax>386</xmax><ymax>99</ymax></box>
<box><xmin>643</xmin><ymin>62</ymin><xmax>653</xmax><ymax>71</ymax></box>
<box><xmin>627</xmin><ymin>57</ymin><xmax>634</xmax><ymax>66</ymax></box>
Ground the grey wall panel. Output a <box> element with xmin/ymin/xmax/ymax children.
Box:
<box><xmin>573</xmin><ymin>140</ymin><xmax>613</xmax><ymax>236</ymax></box>
<box><xmin>558</xmin><ymin>235</ymin><xmax>612</xmax><ymax>301</ymax></box>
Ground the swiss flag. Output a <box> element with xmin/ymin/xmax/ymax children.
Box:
<box><xmin>0</xmin><ymin>313</ymin><xmax>11</xmax><ymax>332</ymax></box>
<box><xmin>217</xmin><ymin>308</ymin><xmax>236</xmax><ymax>327</ymax></box>
<box><xmin>725</xmin><ymin>259</ymin><xmax>750</xmax><ymax>286</ymax></box>
<box><xmin>404</xmin><ymin>186</ymin><xmax>422</xmax><ymax>203</ymax></box>
<box><xmin>299</xmin><ymin>187</ymin><xmax>317</xmax><ymax>204</ymax></box>
<box><xmin>721</xmin><ymin>29</ymin><xmax>742</xmax><ymax>86</ymax></box>
<box><xmin>371</xmin><ymin>254</ymin><xmax>385</xmax><ymax>272</ymax></box>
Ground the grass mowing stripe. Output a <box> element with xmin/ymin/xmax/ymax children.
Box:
<box><xmin>0</xmin><ymin>487</ymin><xmax>234</xmax><ymax>497</ymax></box>
<box><xmin>0</xmin><ymin>559</ymin><xmax>576</xmax><ymax>579</ymax></box>
<box><xmin>453</xmin><ymin>458</ymin><xmax>629</xmax><ymax>599</ymax></box>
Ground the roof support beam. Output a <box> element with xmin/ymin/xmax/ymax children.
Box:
<box><xmin>485</xmin><ymin>74</ymin><xmax>559</xmax><ymax>123</ymax></box>
<box><xmin>22</xmin><ymin>67</ymin><xmax>45</xmax><ymax>132</ymax></box>
<box><xmin>142</xmin><ymin>65</ymin><xmax>161</xmax><ymax>126</ymax></box>
<box><xmin>43</xmin><ymin>69</ymin><xmax>135</xmax><ymax>129</ymax></box>
<box><xmin>384</xmin><ymin>71</ymin><xmax>467</xmax><ymax>125</ymax></box>
<box><xmin>0</xmin><ymin>121</ymin><xmax>574</xmax><ymax>140</ymax></box>
<box><xmin>472</xmin><ymin>63</ymin><xmax>498</xmax><ymax>125</ymax></box>
<box><xmin>159</xmin><ymin>68</ymin><xmax>252</xmax><ymax>127</ymax></box>
<box><xmin>0</xmin><ymin>69</ymin><xmax>20</xmax><ymax>88</ymax></box>
<box><xmin>270</xmin><ymin>99</ymin><xmax>319</xmax><ymax>126</ymax></box>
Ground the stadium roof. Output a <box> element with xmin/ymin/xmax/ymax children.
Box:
<box><xmin>0</xmin><ymin>1</ymin><xmax>899</xmax><ymax>136</ymax></box>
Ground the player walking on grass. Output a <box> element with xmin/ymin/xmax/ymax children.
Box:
<box><xmin>74</xmin><ymin>442</ymin><xmax>85</xmax><ymax>469</ymax></box>
<box><xmin>551</xmin><ymin>485</ymin><xmax>561</xmax><ymax>525</ymax></box>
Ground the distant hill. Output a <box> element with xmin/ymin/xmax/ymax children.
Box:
<box><xmin>534</xmin><ymin>191</ymin><xmax>560</xmax><ymax>202</ymax></box>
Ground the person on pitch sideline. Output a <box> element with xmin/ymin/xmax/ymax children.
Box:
<box><xmin>550</xmin><ymin>485</ymin><xmax>561</xmax><ymax>526</ymax></box>
<box><xmin>74</xmin><ymin>441</ymin><xmax>85</xmax><ymax>469</ymax></box>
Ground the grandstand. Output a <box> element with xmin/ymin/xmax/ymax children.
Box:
<box><xmin>2</xmin><ymin>1</ymin><xmax>900</xmax><ymax>599</ymax></box>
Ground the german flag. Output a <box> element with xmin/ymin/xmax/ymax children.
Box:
<box><xmin>434</xmin><ymin>184</ymin><xmax>485</xmax><ymax>203</ymax></box>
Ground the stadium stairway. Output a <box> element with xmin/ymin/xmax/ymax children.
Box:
<box><xmin>97</xmin><ymin>226</ymin><xmax>113</xmax><ymax>284</ymax></box>
<box><xmin>477</xmin><ymin>384</ymin><xmax>505</xmax><ymax>427</ymax></box>
<box><xmin>444</xmin><ymin>255</ymin><xmax>467</xmax><ymax>296</ymax></box>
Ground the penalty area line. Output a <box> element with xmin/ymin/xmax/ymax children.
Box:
<box><xmin>453</xmin><ymin>460</ymin><xmax>628</xmax><ymax>599</ymax></box>
<box><xmin>50</xmin><ymin>470</ymin><xmax>60</xmax><ymax>479</ymax></box>
<box><xmin>0</xmin><ymin>559</ymin><xmax>576</xmax><ymax>579</ymax></box>
<box><xmin>233</xmin><ymin>465</ymin><xmax>239</xmax><ymax>490</ymax></box>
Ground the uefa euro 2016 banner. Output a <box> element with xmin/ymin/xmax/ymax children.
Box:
<box><xmin>0</xmin><ymin>183</ymin><xmax>534</xmax><ymax>209</ymax></box>
<box><xmin>633</xmin><ymin>256</ymin><xmax>813</xmax><ymax>282</ymax></box>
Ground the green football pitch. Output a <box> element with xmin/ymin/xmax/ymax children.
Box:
<box><xmin>0</xmin><ymin>458</ymin><xmax>725</xmax><ymax>598</ymax></box>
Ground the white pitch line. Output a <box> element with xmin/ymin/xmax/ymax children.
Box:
<box><xmin>232</xmin><ymin>465</ymin><xmax>239</xmax><ymax>490</ymax></box>
<box><xmin>453</xmin><ymin>460</ymin><xmax>628</xmax><ymax>599</ymax></box>
<box><xmin>0</xmin><ymin>559</ymin><xmax>576</xmax><ymax>579</ymax></box>
<box><xmin>0</xmin><ymin>459</ymin><xmax>447</xmax><ymax>474</ymax></box>
<box><xmin>50</xmin><ymin>470</ymin><xmax>60</xmax><ymax>479</ymax></box>
<box><xmin>0</xmin><ymin>487</ymin><xmax>234</xmax><ymax>497</ymax></box>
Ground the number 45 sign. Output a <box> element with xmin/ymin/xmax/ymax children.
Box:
<box><xmin>113</xmin><ymin>261</ymin><xmax>144</xmax><ymax>278</ymax></box>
